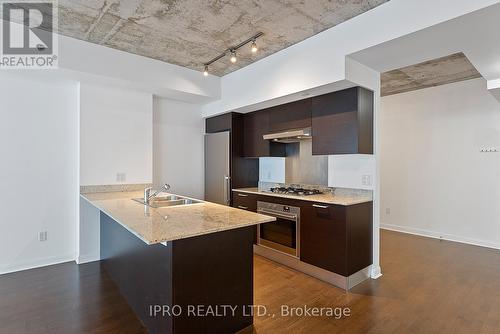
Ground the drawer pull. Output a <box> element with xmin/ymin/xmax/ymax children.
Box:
<box><xmin>238</xmin><ymin>206</ymin><xmax>249</xmax><ymax>210</ymax></box>
<box><xmin>237</xmin><ymin>193</ymin><xmax>249</xmax><ymax>197</ymax></box>
<box><xmin>312</xmin><ymin>204</ymin><xmax>329</xmax><ymax>209</ymax></box>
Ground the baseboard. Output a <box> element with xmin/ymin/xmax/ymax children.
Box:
<box><xmin>0</xmin><ymin>253</ymin><xmax>76</xmax><ymax>275</ymax></box>
<box><xmin>76</xmin><ymin>253</ymin><xmax>100</xmax><ymax>264</ymax></box>
<box><xmin>370</xmin><ymin>265</ymin><xmax>383</xmax><ymax>279</ymax></box>
<box><xmin>380</xmin><ymin>223</ymin><xmax>500</xmax><ymax>250</ymax></box>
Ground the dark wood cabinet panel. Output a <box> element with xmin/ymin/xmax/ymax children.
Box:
<box><xmin>230</xmin><ymin>113</ymin><xmax>259</xmax><ymax>191</ymax></box>
<box><xmin>299</xmin><ymin>201</ymin><xmax>373</xmax><ymax>277</ymax></box>
<box><xmin>243</xmin><ymin>110</ymin><xmax>286</xmax><ymax>158</ymax></box>
<box><xmin>232</xmin><ymin>191</ymin><xmax>258</xmax><ymax>212</ymax></box>
<box><xmin>205</xmin><ymin>112</ymin><xmax>232</xmax><ymax>133</ymax></box>
<box><xmin>312</xmin><ymin>87</ymin><xmax>374</xmax><ymax>155</ymax></box>
<box><xmin>346</xmin><ymin>202</ymin><xmax>373</xmax><ymax>275</ymax></box>
<box><xmin>300</xmin><ymin>203</ymin><xmax>348</xmax><ymax>275</ymax></box>
<box><xmin>268</xmin><ymin>99</ymin><xmax>311</xmax><ymax>132</ymax></box>
<box><xmin>232</xmin><ymin>191</ymin><xmax>259</xmax><ymax>244</ymax></box>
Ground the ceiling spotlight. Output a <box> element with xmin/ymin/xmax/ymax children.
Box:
<box><xmin>203</xmin><ymin>65</ymin><xmax>208</xmax><ymax>76</ymax></box>
<box><xmin>251</xmin><ymin>40</ymin><xmax>258</xmax><ymax>53</ymax></box>
<box><xmin>230</xmin><ymin>50</ymin><xmax>237</xmax><ymax>63</ymax></box>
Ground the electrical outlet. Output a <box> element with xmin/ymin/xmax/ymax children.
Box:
<box><xmin>39</xmin><ymin>231</ymin><xmax>47</xmax><ymax>242</ymax></box>
<box><xmin>362</xmin><ymin>175</ymin><xmax>372</xmax><ymax>186</ymax></box>
<box><xmin>116</xmin><ymin>172</ymin><xmax>127</xmax><ymax>182</ymax></box>
<box><xmin>385</xmin><ymin>208</ymin><xmax>391</xmax><ymax>215</ymax></box>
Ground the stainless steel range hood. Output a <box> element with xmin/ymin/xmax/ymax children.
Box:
<box><xmin>263</xmin><ymin>128</ymin><xmax>312</xmax><ymax>143</ymax></box>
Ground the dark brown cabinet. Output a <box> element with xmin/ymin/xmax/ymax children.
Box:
<box><xmin>300</xmin><ymin>201</ymin><xmax>373</xmax><ymax>276</ymax></box>
<box><xmin>311</xmin><ymin>87</ymin><xmax>373</xmax><ymax>155</ymax></box>
<box><xmin>243</xmin><ymin>109</ymin><xmax>286</xmax><ymax>158</ymax></box>
<box><xmin>300</xmin><ymin>203</ymin><xmax>347</xmax><ymax>275</ymax></box>
<box><xmin>232</xmin><ymin>191</ymin><xmax>259</xmax><ymax>244</ymax></box>
<box><xmin>232</xmin><ymin>191</ymin><xmax>258</xmax><ymax>212</ymax></box>
<box><xmin>268</xmin><ymin>99</ymin><xmax>311</xmax><ymax>132</ymax></box>
<box><xmin>216</xmin><ymin>86</ymin><xmax>373</xmax><ymax>158</ymax></box>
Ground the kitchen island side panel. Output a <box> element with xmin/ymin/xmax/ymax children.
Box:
<box><xmin>171</xmin><ymin>225</ymin><xmax>254</xmax><ymax>334</ymax></box>
<box><xmin>100</xmin><ymin>212</ymin><xmax>255</xmax><ymax>334</ymax></box>
<box><xmin>100</xmin><ymin>212</ymin><xmax>173</xmax><ymax>333</ymax></box>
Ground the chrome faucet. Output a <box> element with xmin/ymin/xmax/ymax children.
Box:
<box><xmin>144</xmin><ymin>184</ymin><xmax>171</xmax><ymax>203</ymax></box>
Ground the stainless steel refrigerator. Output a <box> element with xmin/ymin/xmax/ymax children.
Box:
<box><xmin>204</xmin><ymin>131</ymin><xmax>230</xmax><ymax>205</ymax></box>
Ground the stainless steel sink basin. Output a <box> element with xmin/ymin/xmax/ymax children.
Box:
<box><xmin>132</xmin><ymin>196</ymin><xmax>202</xmax><ymax>208</ymax></box>
<box><xmin>151</xmin><ymin>195</ymin><xmax>182</xmax><ymax>202</ymax></box>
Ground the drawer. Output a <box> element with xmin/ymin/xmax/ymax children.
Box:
<box><xmin>232</xmin><ymin>192</ymin><xmax>258</xmax><ymax>212</ymax></box>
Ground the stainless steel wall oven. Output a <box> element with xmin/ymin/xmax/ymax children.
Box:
<box><xmin>257</xmin><ymin>201</ymin><xmax>300</xmax><ymax>258</ymax></box>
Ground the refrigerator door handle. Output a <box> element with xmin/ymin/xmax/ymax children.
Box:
<box><xmin>223</xmin><ymin>175</ymin><xmax>231</xmax><ymax>205</ymax></box>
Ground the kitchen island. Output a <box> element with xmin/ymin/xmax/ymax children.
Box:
<box><xmin>81</xmin><ymin>191</ymin><xmax>275</xmax><ymax>334</ymax></box>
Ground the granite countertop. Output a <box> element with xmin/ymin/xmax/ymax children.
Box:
<box><xmin>81</xmin><ymin>191</ymin><xmax>275</xmax><ymax>245</ymax></box>
<box><xmin>232</xmin><ymin>187</ymin><xmax>373</xmax><ymax>206</ymax></box>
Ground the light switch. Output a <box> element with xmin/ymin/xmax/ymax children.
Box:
<box><xmin>362</xmin><ymin>175</ymin><xmax>372</xmax><ymax>186</ymax></box>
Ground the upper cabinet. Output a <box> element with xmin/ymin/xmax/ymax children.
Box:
<box><xmin>268</xmin><ymin>99</ymin><xmax>311</xmax><ymax>132</ymax></box>
<box><xmin>243</xmin><ymin>109</ymin><xmax>286</xmax><ymax>158</ymax></box>
<box><xmin>205</xmin><ymin>112</ymin><xmax>232</xmax><ymax>133</ymax></box>
<box><xmin>240</xmin><ymin>86</ymin><xmax>373</xmax><ymax>158</ymax></box>
<box><xmin>311</xmin><ymin>87</ymin><xmax>373</xmax><ymax>155</ymax></box>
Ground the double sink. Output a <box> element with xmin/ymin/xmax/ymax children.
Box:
<box><xmin>133</xmin><ymin>195</ymin><xmax>202</xmax><ymax>208</ymax></box>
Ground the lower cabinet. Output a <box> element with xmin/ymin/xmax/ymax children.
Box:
<box><xmin>300</xmin><ymin>203</ymin><xmax>347</xmax><ymax>275</ymax></box>
<box><xmin>300</xmin><ymin>201</ymin><xmax>373</xmax><ymax>277</ymax></box>
<box><xmin>232</xmin><ymin>190</ymin><xmax>373</xmax><ymax>277</ymax></box>
<box><xmin>232</xmin><ymin>192</ymin><xmax>258</xmax><ymax>212</ymax></box>
<box><xmin>232</xmin><ymin>191</ymin><xmax>258</xmax><ymax>244</ymax></box>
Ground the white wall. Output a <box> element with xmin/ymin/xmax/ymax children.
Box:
<box><xmin>0</xmin><ymin>76</ymin><xmax>79</xmax><ymax>274</ymax></box>
<box><xmin>58</xmin><ymin>34</ymin><xmax>221</xmax><ymax>103</ymax></box>
<box><xmin>328</xmin><ymin>155</ymin><xmax>375</xmax><ymax>190</ymax></box>
<box><xmin>80</xmin><ymin>83</ymin><xmax>153</xmax><ymax>186</ymax></box>
<box><xmin>153</xmin><ymin>97</ymin><xmax>204</xmax><ymax>199</ymax></box>
<box><xmin>380</xmin><ymin>78</ymin><xmax>500</xmax><ymax>249</ymax></box>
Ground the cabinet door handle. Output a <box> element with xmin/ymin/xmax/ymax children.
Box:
<box><xmin>238</xmin><ymin>206</ymin><xmax>249</xmax><ymax>210</ymax></box>
<box><xmin>312</xmin><ymin>204</ymin><xmax>329</xmax><ymax>209</ymax></box>
<box><xmin>237</xmin><ymin>193</ymin><xmax>248</xmax><ymax>197</ymax></box>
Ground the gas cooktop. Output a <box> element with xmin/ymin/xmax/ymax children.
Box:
<box><xmin>268</xmin><ymin>187</ymin><xmax>323</xmax><ymax>196</ymax></box>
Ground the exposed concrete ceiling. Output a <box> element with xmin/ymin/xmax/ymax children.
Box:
<box><xmin>48</xmin><ymin>0</ymin><xmax>389</xmax><ymax>76</ymax></box>
<box><xmin>381</xmin><ymin>53</ymin><xmax>482</xmax><ymax>97</ymax></box>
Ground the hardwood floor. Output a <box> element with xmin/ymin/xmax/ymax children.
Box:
<box><xmin>0</xmin><ymin>260</ymin><xmax>147</xmax><ymax>334</ymax></box>
<box><xmin>1</xmin><ymin>230</ymin><xmax>500</xmax><ymax>333</ymax></box>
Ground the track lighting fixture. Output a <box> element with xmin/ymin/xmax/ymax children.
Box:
<box><xmin>251</xmin><ymin>40</ymin><xmax>258</xmax><ymax>53</ymax></box>
<box><xmin>201</xmin><ymin>32</ymin><xmax>263</xmax><ymax>76</ymax></box>
<box><xmin>230</xmin><ymin>50</ymin><xmax>237</xmax><ymax>63</ymax></box>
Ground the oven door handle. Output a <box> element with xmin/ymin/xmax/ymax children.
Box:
<box><xmin>258</xmin><ymin>209</ymin><xmax>297</xmax><ymax>221</ymax></box>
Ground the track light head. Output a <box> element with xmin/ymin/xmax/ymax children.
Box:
<box><xmin>230</xmin><ymin>50</ymin><xmax>237</xmax><ymax>63</ymax></box>
<box><xmin>203</xmin><ymin>65</ymin><xmax>208</xmax><ymax>76</ymax></box>
<box><xmin>251</xmin><ymin>40</ymin><xmax>258</xmax><ymax>53</ymax></box>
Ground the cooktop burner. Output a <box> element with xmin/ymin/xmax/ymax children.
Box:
<box><xmin>269</xmin><ymin>187</ymin><xmax>323</xmax><ymax>196</ymax></box>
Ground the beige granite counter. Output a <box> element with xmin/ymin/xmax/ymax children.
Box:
<box><xmin>232</xmin><ymin>187</ymin><xmax>373</xmax><ymax>206</ymax></box>
<box><xmin>81</xmin><ymin>191</ymin><xmax>275</xmax><ymax>245</ymax></box>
